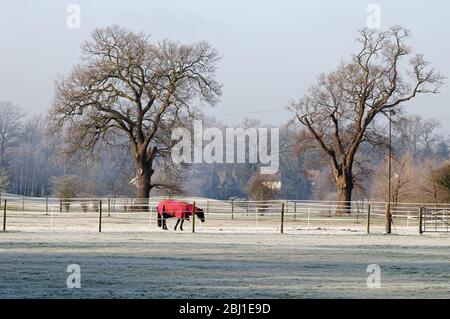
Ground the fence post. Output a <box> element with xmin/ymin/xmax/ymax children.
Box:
<box><xmin>231</xmin><ymin>200</ymin><xmax>234</xmax><ymax>220</ymax></box>
<box><xmin>366</xmin><ymin>203</ymin><xmax>371</xmax><ymax>234</ymax></box>
<box><xmin>356</xmin><ymin>202</ymin><xmax>359</xmax><ymax>223</ymax></box>
<box><xmin>98</xmin><ymin>200</ymin><xmax>103</xmax><ymax>233</ymax></box>
<box><xmin>385</xmin><ymin>203</ymin><xmax>391</xmax><ymax>234</ymax></box>
<box><xmin>419</xmin><ymin>206</ymin><xmax>423</xmax><ymax>235</ymax></box>
<box><xmin>192</xmin><ymin>201</ymin><xmax>196</xmax><ymax>233</ymax></box>
<box><xmin>45</xmin><ymin>197</ymin><xmax>49</xmax><ymax>215</ymax></box>
<box><xmin>22</xmin><ymin>197</ymin><xmax>25</xmax><ymax>212</ymax></box>
<box><xmin>280</xmin><ymin>202</ymin><xmax>285</xmax><ymax>234</ymax></box>
<box><xmin>108</xmin><ymin>198</ymin><xmax>111</xmax><ymax>217</ymax></box>
<box><xmin>293</xmin><ymin>202</ymin><xmax>297</xmax><ymax>221</ymax></box>
<box><xmin>3</xmin><ymin>199</ymin><xmax>6</xmax><ymax>231</ymax></box>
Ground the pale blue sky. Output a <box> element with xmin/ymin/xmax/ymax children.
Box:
<box><xmin>1</xmin><ymin>0</ymin><xmax>449</xmax><ymax>131</ymax></box>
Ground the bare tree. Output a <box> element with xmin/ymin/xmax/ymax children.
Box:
<box><xmin>371</xmin><ymin>152</ymin><xmax>415</xmax><ymax>204</ymax></box>
<box><xmin>395</xmin><ymin>115</ymin><xmax>444</xmax><ymax>160</ymax></box>
<box><xmin>246</xmin><ymin>174</ymin><xmax>280</xmax><ymax>201</ymax></box>
<box><xmin>151</xmin><ymin>162</ymin><xmax>185</xmax><ymax>197</ymax></box>
<box><xmin>50</xmin><ymin>25</ymin><xmax>222</xmax><ymax>204</ymax></box>
<box><xmin>50</xmin><ymin>175</ymin><xmax>82</xmax><ymax>199</ymax></box>
<box><xmin>435</xmin><ymin>162</ymin><xmax>450</xmax><ymax>197</ymax></box>
<box><xmin>50</xmin><ymin>175</ymin><xmax>83</xmax><ymax>212</ymax></box>
<box><xmin>0</xmin><ymin>101</ymin><xmax>25</xmax><ymax>166</ymax></box>
<box><xmin>418</xmin><ymin>160</ymin><xmax>449</xmax><ymax>204</ymax></box>
<box><xmin>291</xmin><ymin>26</ymin><xmax>444</xmax><ymax>210</ymax></box>
<box><xmin>6</xmin><ymin>115</ymin><xmax>62</xmax><ymax>196</ymax></box>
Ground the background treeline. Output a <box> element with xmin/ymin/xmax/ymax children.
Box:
<box><xmin>0</xmin><ymin>101</ymin><xmax>449</xmax><ymax>202</ymax></box>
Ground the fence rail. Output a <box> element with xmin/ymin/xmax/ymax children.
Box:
<box><xmin>1</xmin><ymin>196</ymin><xmax>449</xmax><ymax>235</ymax></box>
<box><xmin>422</xmin><ymin>208</ymin><xmax>450</xmax><ymax>233</ymax></box>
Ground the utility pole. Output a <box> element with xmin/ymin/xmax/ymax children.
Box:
<box><xmin>385</xmin><ymin>110</ymin><xmax>395</xmax><ymax>234</ymax></box>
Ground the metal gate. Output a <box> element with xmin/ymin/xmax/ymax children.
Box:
<box><xmin>420</xmin><ymin>208</ymin><xmax>450</xmax><ymax>233</ymax></box>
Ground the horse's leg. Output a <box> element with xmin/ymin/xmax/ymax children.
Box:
<box><xmin>180</xmin><ymin>219</ymin><xmax>184</xmax><ymax>231</ymax></box>
<box><xmin>174</xmin><ymin>218</ymin><xmax>180</xmax><ymax>231</ymax></box>
<box><xmin>157</xmin><ymin>212</ymin><xmax>162</xmax><ymax>227</ymax></box>
<box><xmin>162</xmin><ymin>214</ymin><xmax>168</xmax><ymax>230</ymax></box>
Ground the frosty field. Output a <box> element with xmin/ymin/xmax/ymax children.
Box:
<box><xmin>1</xmin><ymin>226</ymin><xmax>449</xmax><ymax>298</ymax></box>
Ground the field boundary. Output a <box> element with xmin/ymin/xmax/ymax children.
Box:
<box><xmin>1</xmin><ymin>196</ymin><xmax>449</xmax><ymax>235</ymax></box>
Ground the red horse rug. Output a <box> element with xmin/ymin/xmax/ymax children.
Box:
<box><xmin>157</xmin><ymin>200</ymin><xmax>205</xmax><ymax>231</ymax></box>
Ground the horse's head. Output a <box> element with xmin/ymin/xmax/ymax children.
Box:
<box><xmin>195</xmin><ymin>208</ymin><xmax>205</xmax><ymax>222</ymax></box>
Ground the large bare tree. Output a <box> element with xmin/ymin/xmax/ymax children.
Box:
<box><xmin>51</xmin><ymin>25</ymin><xmax>222</xmax><ymax>202</ymax></box>
<box><xmin>291</xmin><ymin>26</ymin><xmax>444</xmax><ymax>207</ymax></box>
<box><xmin>395</xmin><ymin>115</ymin><xmax>443</xmax><ymax>160</ymax></box>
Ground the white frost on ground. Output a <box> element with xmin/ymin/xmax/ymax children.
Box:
<box><xmin>0</xmin><ymin>214</ymin><xmax>449</xmax><ymax>298</ymax></box>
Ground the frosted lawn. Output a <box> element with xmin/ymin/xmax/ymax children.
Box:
<box><xmin>0</xmin><ymin>228</ymin><xmax>449</xmax><ymax>298</ymax></box>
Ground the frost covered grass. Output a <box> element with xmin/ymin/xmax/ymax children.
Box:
<box><xmin>0</xmin><ymin>224</ymin><xmax>449</xmax><ymax>298</ymax></box>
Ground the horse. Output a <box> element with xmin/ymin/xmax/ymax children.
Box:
<box><xmin>157</xmin><ymin>200</ymin><xmax>205</xmax><ymax>231</ymax></box>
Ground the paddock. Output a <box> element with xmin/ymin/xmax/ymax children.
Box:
<box><xmin>0</xmin><ymin>197</ymin><xmax>449</xmax><ymax>298</ymax></box>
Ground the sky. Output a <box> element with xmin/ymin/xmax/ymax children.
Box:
<box><xmin>0</xmin><ymin>0</ymin><xmax>449</xmax><ymax>131</ymax></box>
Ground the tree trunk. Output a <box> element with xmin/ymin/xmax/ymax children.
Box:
<box><xmin>337</xmin><ymin>186</ymin><xmax>352</xmax><ymax>214</ymax></box>
<box><xmin>134</xmin><ymin>156</ymin><xmax>154</xmax><ymax>211</ymax></box>
<box><xmin>334</xmin><ymin>168</ymin><xmax>353</xmax><ymax>214</ymax></box>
